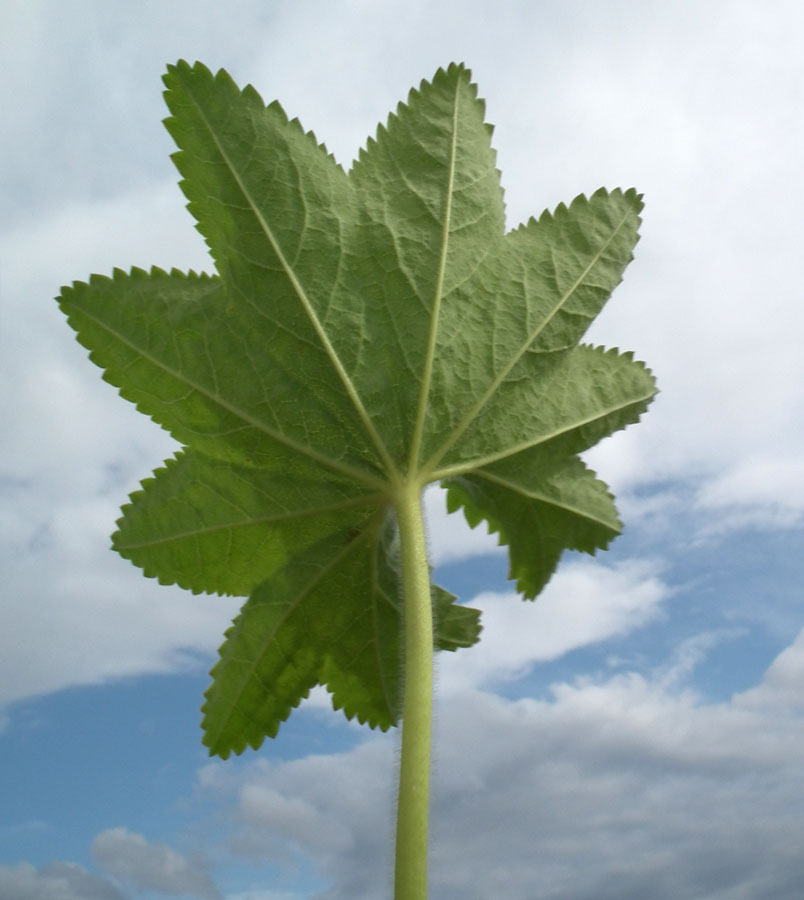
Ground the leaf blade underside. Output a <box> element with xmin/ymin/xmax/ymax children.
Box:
<box><xmin>56</xmin><ymin>60</ymin><xmax>656</xmax><ymax>757</ymax></box>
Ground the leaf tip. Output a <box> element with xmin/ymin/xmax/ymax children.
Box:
<box><xmin>433</xmin><ymin>61</ymin><xmax>473</xmax><ymax>85</ymax></box>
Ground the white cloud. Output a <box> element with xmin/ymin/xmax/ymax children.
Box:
<box><xmin>221</xmin><ymin>741</ymin><xmax>397</xmax><ymax>896</ymax></box>
<box><xmin>0</xmin><ymin>861</ymin><xmax>126</xmax><ymax>900</ymax></box>
<box><xmin>695</xmin><ymin>454</ymin><xmax>804</xmax><ymax>531</ymax></box>
<box><xmin>0</xmin><ymin>494</ymin><xmax>240</xmax><ymax>705</ymax></box>
<box><xmin>424</xmin><ymin>677</ymin><xmax>804</xmax><ymax>900</ymax></box>
<box><xmin>437</xmin><ymin>558</ymin><xmax>666</xmax><ymax>694</ymax></box>
<box><xmin>227</xmin><ymin>741</ymin><xmax>395</xmax><ymax>868</ymax></box>
<box><xmin>91</xmin><ymin>827</ymin><xmax>221</xmax><ymax>900</ymax></box>
<box><xmin>424</xmin><ymin>485</ymin><xmax>504</xmax><ymax>565</ymax></box>
<box><xmin>1</xmin><ymin>0</ymin><xmax>286</xmax><ymax>225</ymax></box>
<box><xmin>734</xmin><ymin>628</ymin><xmax>804</xmax><ymax>712</ymax></box>
<box><xmin>201</xmin><ymin>627</ymin><xmax>804</xmax><ymax>899</ymax></box>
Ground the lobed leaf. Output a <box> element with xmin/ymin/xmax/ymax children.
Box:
<box><xmin>56</xmin><ymin>60</ymin><xmax>655</xmax><ymax>757</ymax></box>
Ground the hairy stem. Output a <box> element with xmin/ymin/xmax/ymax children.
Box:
<box><xmin>393</xmin><ymin>481</ymin><xmax>434</xmax><ymax>900</ymax></box>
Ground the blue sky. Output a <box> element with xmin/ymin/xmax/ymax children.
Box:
<box><xmin>2</xmin><ymin>1</ymin><xmax>804</xmax><ymax>898</ymax></box>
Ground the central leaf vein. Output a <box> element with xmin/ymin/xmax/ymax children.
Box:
<box><xmin>115</xmin><ymin>494</ymin><xmax>384</xmax><ymax>549</ymax></box>
<box><xmin>431</xmin><ymin>386</ymin><xmax>655</xmax><ymax>481</ymax></box>
<box><xmin>408</xmin><ymin>76</ymin><xmax>462</xmax><ymax>477</ymax></box>
<box><xmin>472</xmin><ymin>469</ymin><xmax>615</xmax><ymax>527</ymax></box>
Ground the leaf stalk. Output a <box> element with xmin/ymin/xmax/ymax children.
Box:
<box><xmin>393</xmin><ymin>481</ymin><xmax>434</xmax><ymax>899</ymax></box>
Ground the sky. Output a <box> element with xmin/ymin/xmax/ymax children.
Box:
<box><xmin>2</xmin><ymin>0</ymin><xmax>804</xmax><ymax>898</ymax></box>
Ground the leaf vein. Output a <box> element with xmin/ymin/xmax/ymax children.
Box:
<box><xmin>181</xmin><ymin>79</ymin><xmax>398</xmax><ymax>477</ymax></box>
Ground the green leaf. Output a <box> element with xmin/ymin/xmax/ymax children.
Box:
<box><xmin>56</xmin><ymin>60</ymin><xmax>655</xmax><ymax>757</ymax></box>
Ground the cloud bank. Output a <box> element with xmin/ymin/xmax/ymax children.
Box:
<box><xmin>200</xmin><ymin>632</ymin><xmax>804</xmax><ymax>899</ymax></box>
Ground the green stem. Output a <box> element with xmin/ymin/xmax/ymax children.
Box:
<box><xmin>393</xmin><ymin>481</ymin><xmax>433</xmax><ymax>900</ymax></box>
